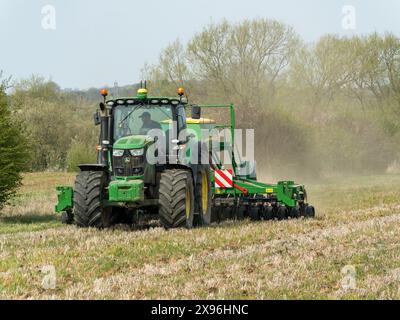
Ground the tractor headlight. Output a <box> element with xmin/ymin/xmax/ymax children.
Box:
<box><xmin>130</xmin><ymin>149</ymin><xmax>144</xmax><ymax>157</ymax></box>
<box><xmin>113</xmin><ymin>149</ymin><xmax>124</xmax><ymax>157</ymax></box>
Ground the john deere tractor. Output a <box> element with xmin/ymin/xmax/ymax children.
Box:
<box><xmin>55</xmin><ymin>84</ymin><xmax>314</xmax><ymax>229</ymax></box>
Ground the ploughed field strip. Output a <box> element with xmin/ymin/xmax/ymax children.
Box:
<box><xmin>0</xmin><ymin>173</ymin><xmax>400</xmax><ymax>299</ymax></box>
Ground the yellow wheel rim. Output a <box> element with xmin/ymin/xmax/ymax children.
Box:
<box><xmin>201</xmin><ymin>171</ymin><xmax>209</xmax><ymax>214</ymax></box>
<box><xmin>185</xmin><ymin>188</ymin><xmax>191</xmax><ymax>219</ymax></box>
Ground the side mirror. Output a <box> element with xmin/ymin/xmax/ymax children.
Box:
<box><xmin>99</xmin><ymin>102</ymin><xmax>106</xmax><ymax>111</ymax></box>
<box><xmin>191</xmin><ymin>105</ymin><xmax>201</xmax><ymax>120</ymax></box>
<box><xmin>93</xmin><ymin>111</ymin><xmax>101</xmax><ymax>126</ymax></box>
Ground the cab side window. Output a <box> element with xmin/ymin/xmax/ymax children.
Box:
<box><xmin>177</xmin><ymin>105</ymin><xmax>187</xmax><ymax>132</ymax></box>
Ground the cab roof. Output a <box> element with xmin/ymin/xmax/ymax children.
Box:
<box><xmin>105</xmin><ymin>96</ymin><xmax>187</xmax><ymax>107</ymax></box>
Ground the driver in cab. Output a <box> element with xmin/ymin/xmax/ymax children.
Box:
<box><xmin>139</xmin><ymin>112</ymin><xmax>162</xmax><ymax>133</ymax></box>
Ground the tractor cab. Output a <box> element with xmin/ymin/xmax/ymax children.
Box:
<box><xmin>97</xmin><ymin>86</ymin><xmax>188</xmax><ymax>152</ymax></box>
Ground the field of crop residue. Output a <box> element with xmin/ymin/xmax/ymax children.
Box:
<box><xmin>0</xmin><ymin>172</ymin><xmax>400</xmax><ymax>299</ymax></box>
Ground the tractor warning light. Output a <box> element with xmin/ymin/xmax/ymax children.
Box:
<box><xmin>100</xmin><ymin>88</ymin><xmax>109</xmax><ymax>97</ymax></box>
<box><xmin>177</xmin><ymin>87</ymin><xmax>185</xmax><ymax>96</ymax></box>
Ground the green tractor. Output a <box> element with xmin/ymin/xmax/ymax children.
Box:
<box><xmin>55</xmin><ymin>84</ymin><xmax>315</xmax><ymax>229</ymax></box>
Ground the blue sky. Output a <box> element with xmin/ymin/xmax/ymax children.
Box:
<box><xmin>1</xmin><ymin>0</ymin><xmax>399</xmax><ymax>89</ymax></box>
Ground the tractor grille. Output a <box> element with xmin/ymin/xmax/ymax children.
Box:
<box><xmin>113</xmin><ymin>150</ymin><xmax>144</xmax><ymax>176</ymax></box>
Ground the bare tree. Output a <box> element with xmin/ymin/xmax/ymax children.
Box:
<box><xmin>187</xmin><ymin>19</ymin><xmax>299</xmax><ymax>114</ymax></box>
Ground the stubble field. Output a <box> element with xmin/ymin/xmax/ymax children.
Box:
<box><xmin>0</xmin><ymin>172</ymin><xmax>400</xmax><ymax>299</ymax></box>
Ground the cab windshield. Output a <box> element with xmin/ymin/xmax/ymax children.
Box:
<box><xmin>113</xmin><ymin>104</ymin><xmax>173</xmax><ymax>140</ymax></box>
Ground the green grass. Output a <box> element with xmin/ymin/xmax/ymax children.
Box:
<box><xmin>0</xmin><ymin>172</ymin><xmax>400</xmax><ymax>299</ymax></box>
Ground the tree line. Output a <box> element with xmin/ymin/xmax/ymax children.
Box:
<box><xmin>1</xmin><ymin>18</ymin><xmax>399</xmax><ymax>209</ymax></box>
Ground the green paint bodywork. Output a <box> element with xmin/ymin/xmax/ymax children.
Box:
<box><xmin>55</xmin><ymin>186</ymin><xmax>73</xmax><ymax>213</ymax></box>
<box><xmin>108</xmin><ymin>179</ymin><xmax>144</xmax><ymax>203</ymax></box>
<box><xmin>213</xmin><ymin>178</ymin><xmax>305</xmax><ymax>207</ymax></box>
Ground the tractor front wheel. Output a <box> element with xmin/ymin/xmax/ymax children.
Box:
<box><xmin>73</xmin><ymin>171</ymin><xmax>107</xmax><ymax>228</ymax></box>
<box><xmin>159</xmin><ymin>169</ymin><xmax>195</xmax><ymax>229</ymax></box>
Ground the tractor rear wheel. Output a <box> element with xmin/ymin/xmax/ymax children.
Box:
<box><xmin>159</xmin><ymin>169</ymin><xmax>195</xmax><ymax>229</ymax></box>
<box><xmin>73</xmin><ymin>171</ymin><xmax>107</xmax><ymax>228</ymax></box>
<box><xmin>195</xmin><ymin>166</ymin><xmax>212</xmax><ymax>226</ymax></box>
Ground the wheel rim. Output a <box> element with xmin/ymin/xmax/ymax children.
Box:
<box><xmin>201</xmin><ymin>171</ymin><xmax>209</xmax><ymax>214</ymax></box>
<box><xmin>185</xmin><ymin>187</ymin><xmax>191</xmax><ymax>219</ymax></box>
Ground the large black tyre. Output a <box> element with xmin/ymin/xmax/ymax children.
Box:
<box><xmin>73</xmin><ymin>171</ymin><xmax>107</xmax><ymax>228</ymax></box>
<box><xmin>159</xmin><ymin>169</ymin><xmax>195</xmax><ymax>229</ymax></box>
<box><xmin>195</xmin><ymin>166</ymin><xmax>212</xmax><ymax>226</ymax></box>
